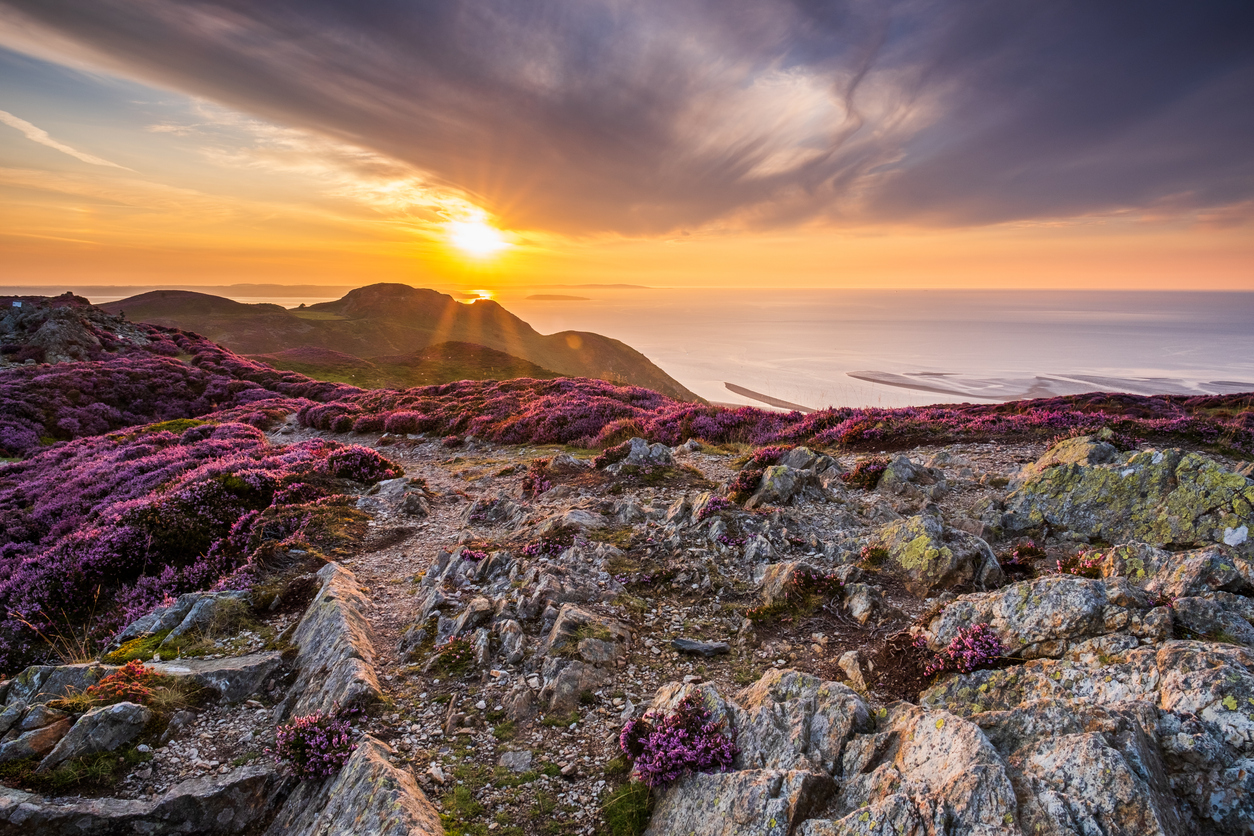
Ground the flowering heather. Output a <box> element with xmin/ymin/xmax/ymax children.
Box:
<box><xmin>272</xmin><ymin>710</ymin><xmax>357</xmax><ymax>779</ymax></box>
<box><xmin>431</xmin><ymin>634</ymin><xmax>477</xmax><ymax>676</ymax></box>
<box><xmin>1002</xmin><ymin>540</ymin><xmax>1045</xmax><ymax>566</ymax></box>
<box><xmin>460</xmin><ymin>548</ymin><xmax>488</xmax><ymax>562</ymax></box>
<box><xmin>520</xmin><ymin>528</ymin><xmax>578</xmax><ymax>558</ymax></box>
<box><xmin>618</xmin><ymin>693</ymin><xmax>738</xmax><ymax>788</ymax></box>
<box><xmin>841</xmin><ymin>456</ymin><xmax>890</xmax><ymax>490</ymax></box>
<box><xmin>922</xmin><ymin>623</ymin><xmax>1005</xmax><ymax>675</ymax></box>
<box><xmin>0</xmin><ymin>421</ymin><xmax>401</xmax><ymax>672</ymax></box>
<box><xmin>1056</xmin><ymin>550</ymin><xmax>1104</xmax><ymax>579</ymax></box>
<box><xmin>695</xmin><ymin>496</ymin><xmax>735</xmax><ymax>522</ymax></box>
<box><xmin>521</xmin><ymin>458</ymin><xmax>553</xmax><ymax>497</ymax></box>
<box><xmin>593</xmin><ymin>440</ymin><xmax>632</xmax><ymax>469</ymax></box>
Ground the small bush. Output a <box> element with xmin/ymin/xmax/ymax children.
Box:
<box><xmin>840</xmin><ymin>456</ymin><xmax>889</xmax><ymax>490</ymax></box>
<box><xmin>272</xmin><ymin>710</ymin><xmax>357</xmax><ymax>779</ymax></box>
<box><xmin>919</xmin><ymin>623</ymin><xmax>1004</xmax><ymax>676</ymax></box>
<box><xmin>431</xmin><ymin>634</ymin><xmax>476</xmax><ymax>676</ymax></box>
<box><xmin>1056</xmin><ymin>549</ymin><xmax>1102</xmax><ymax>578</ymax></box>
<box><xmin>593</xmin><ymin>441</ymin><xmax>632</xmax><ymax>469</ymax></box>
<box><xmin>618</xmin><ymin>693</ymin><xmax>738</xmax><ymax>788</ymax></box>
<box><xmin>521</xmin><ymin>458</ymin><xmax>552</xmax><ymax>497</ymax></box>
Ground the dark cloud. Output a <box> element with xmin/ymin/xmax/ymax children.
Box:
<box><xmin>2</xmin><ymin>0</ymin><xmax>1251</xmax><ymax>233</ymax></box>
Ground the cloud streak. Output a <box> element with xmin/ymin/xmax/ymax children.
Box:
<box><xmin>0</xmin><ymin>108</ymin><xmax>130</xmax><ymax>168</ymax></box>
<box><xmin>0</xmin><ymin>0</ymin><xmax>1250</xmax><ymax>235</ymax></box>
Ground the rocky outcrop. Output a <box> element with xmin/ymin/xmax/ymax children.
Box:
<box><xmin>279</xmin><ymin>562</ymin><xmax>382</xmax><ymax>719</ymax></box>
<box><xmin>645</xmin><ymin>769</ymin><xmax>834</xmax><ymax>836</ymax></box>
<box><xmin>1003</xmin><ymin>442</ymin><xmax>1254</xmax><ymax>555</ymax></box>
<box><xmin>262</xmin><ymin>737</ymin><xmax>441</xmax><ymax>836</ymax></box>
<box><xmin>875</xmin><ymin>514</ymin><xmax>1004</xmax><ymax>595</ymax></box>
<box><xmin>0</xmin><ymin>765</ymin><xmax>292</xmax><ymax>836</ymax></box>
<box><xmin>38</xmin><ymin>701</ymin><xmax>153</xmax><ymax>772</ymax></box>
<box><xmin>151</xmin><ymin>652</ymin><xmax>286</xmax><ymax>704</ymax></box>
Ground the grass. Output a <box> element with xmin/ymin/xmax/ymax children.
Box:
<box><xmin>540</xmin><ymin>710</ymin><xmax>581</xmax><ymax>728</ymax></box>
<box><xmin>0</xmin><ymin>746</ymin><xmax>152</xmax><ymax>795</ymax></box>
<box><xmin>492</xmin><ymin>720</ymin><xmax>517</xmax><ymax>741</ymax></box>
<box><xmin>601</xmin><ymin>781</ymin><xmax>653</xmax><ymax>836</ymax></box>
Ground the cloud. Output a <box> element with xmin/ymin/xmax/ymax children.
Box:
<box><xmin>0</xmin><ymin>108</ymin><xmax>130</xmax><ymax>168</ymax></box>
<box><xmin>0</xmin><ymin>0</ymin><xmax>1250</xmax><ymax>235</ymax></box>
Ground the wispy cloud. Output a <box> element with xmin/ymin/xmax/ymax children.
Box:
<box><xmin>0</xmin><ymin>108</ymin><xmax>130</xmax><ymax>168</ymax></box>
<box><xmin>0</xmin><ymin>1</ymin><xmax>1250</xmax><ymax>235</ymax></box>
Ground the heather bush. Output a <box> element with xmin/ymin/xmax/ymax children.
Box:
<box><xmin>618</xmin><ymin>693</ymin><xmax>738</xmax><ymax>788</ymax></box>
<box><xmin>1056</xmin><ymin>549</ymin><xmax>1103</xmax><ymax>578</ymax></box>
<box><xmin>841</xmin><ymin>456</ymin><xmax>890</xmax><ymax>490</ymax></box>
<box><xmin>0</xmin><ymin>422</ymin><xmax>400</xmax><ymax>672</ymax></box>
<box><xmin>695</xmin><ymin>496</ymin><xmax>735</xmax><ymax>522</ymax></box>
<box><xmin>593</xmin><ymin>440</ymin><xmax>632</xmax><ymax>469</ymax></box>
<box><xmin>272</xmin><ymin>710</ymin><xmax>357</xmax><ymax>779</ymax></box>
<box><xmin>920</xmin><ymin>623</ymin><xmax>1005</xmax><ymax>675</ymax></box>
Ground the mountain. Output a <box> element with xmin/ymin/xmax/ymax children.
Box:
<box><xmin>247</xmin><ymin>341</ymin><xmax>562</xmax><ymax>388</ymax></box>
<box><xmin>102</xmin><ymin>284</ymin><xmax>700</xmax><ymax>400</ymax></box>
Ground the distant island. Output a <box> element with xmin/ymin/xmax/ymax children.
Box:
<box><xmin>526</xmin><ymin>294</ymin><xmax>590</xmax><ymax>301</ymax></box>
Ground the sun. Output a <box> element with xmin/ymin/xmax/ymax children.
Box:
<box><xmin>446</xmin><ymin>217</ymin><xmax>511</xmax><ymax>259</ymax></box>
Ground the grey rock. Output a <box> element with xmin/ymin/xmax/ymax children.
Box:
<box><xmin>645</xmin><ymin>769</ymin><xmax>834</xmax><ymax>836</ymax></box>
<box><xmin>279</xmin><ymin>562</ymin><xmax>382</xmax><ymax>719</ymax></box>
<box><xmin>498</xmin><ymin>750</ymin><xmax>533</xmax><ymax>772</ymax></box>
<box><xmin>672</xmin><ymin>638</ymin><xmax>731</xmax><ymax>657</ymax></box>
<box><xmin>160</xmin><ymin>709</ymin><xmax>197</xmax><ymax>746</ymax></box>
<box><xmin>877</xmin><ymin>455</ymin><xmax>950</xmax><ymax>501</ymax></box>
<box><xmin>875</xmin><ymin>514</ymin><xmax>1004</xmax><ymax>595</ymax></box>
<box><xmin>746</xmin><ymin>465</ymin><xmax>822</xmax><ymax>509</ymax></box>
<box><xmin>0</xmin><ymin>718</ymin><xmax>72</xmax><ymax>764</ymax></box>
<box><xmin>733</xmin><ymin>669</ymin><xmax>871</xmax><ymax>774</ymax></box>
<box><xmin>548</xmin><ymin>453</ymin><xmax>590</xmax><ymax>473</ymax></box>
<box><xmin>264</xmin><ymin>737</ymin><xmax>440</xmax><ymax>836</ymax></box>
<box><xmin>162</xmin><ymin>591</ymin><xmax>250</xmax><ymax>643</ymax></box>
<box><xmin>537</xmin><ymin>658</ymin><xmax>604</xmax><ymax>713</ymax></box>
<box><xmin>151</xmin><ymin>652</ymin><xmax>284</xmax><ymax>704</ymax></box>
<box><xmin>1003</xmin><ymin>444</ymin><xmax>1254</xmax><ymax>555</ymax></box>
<box><xmin>0</xmin><ymin>764</ymin><xmax>290</xmax><ymax>836</ymax></box>
<box><xmin>39</xmin><ymin>701</ymin><xmax>153</xmax><ymax>772</ymax></box>
<box><xmin>497</xmin><ymin>619</ymin><xmax>526</xmax><ymax>665</ymax></box>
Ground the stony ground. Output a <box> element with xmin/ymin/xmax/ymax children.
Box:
<box><xmin>6</xmin><ymin>416</ymin><xmax>1251</xmax><ymax>836</ymax></box>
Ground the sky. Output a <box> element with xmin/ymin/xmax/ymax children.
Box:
<box><xmin>0</xmin><ymin>0</ymin><xmax>1251</xmax><ymax>291</ymax></box>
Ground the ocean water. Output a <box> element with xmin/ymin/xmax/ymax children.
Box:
<box><xmin>496</xmin><ymin>289</ymin><xmax>1254</xmax><ymax>409</ymax></box>
<box><xmin>52</xmin><ymin>286</ymin><xmax>1254</xmax><ymax>408</ymax></box>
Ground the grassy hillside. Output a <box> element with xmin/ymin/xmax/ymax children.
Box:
<box><xmin>103</xmin><ymin>284</ymin><xmax>700</xmax><ymax>401</ymax></box>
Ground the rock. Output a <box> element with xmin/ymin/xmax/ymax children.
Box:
<box><xmin>606</xmin><ymin>437</ymin><xmax>672</xmax><ymax>473</ymax></box>
<box><xmin>498</xmin><ymin>750</ymin><xmax>533</xmax><ymax>772</ymax></box>
<box><xmin>733</xmin><ymin>669</ymin><xmax>870</xmax><ymax>774</ymax></box>
<box><xmin>836</xmin><ymin>651</ymin><xmax>866</xmax><ymax>691</ymax></box>
<box><xmin>1100</xmin><ymin>542</ymin><xmax>1254</xmax><ymax>598</ymax></box>
<box><xmin>746</xmin><ymin>466</ymin><xmax>821</xmax><ymax>509</ymax></box>
<box><xmin>462</xmin><ymin>495</ymin><xmax>527</xmax><ymax>528</ymax></box>
<box><xmin>759</xmin><ymin>562</ymin><xmax>821</xmax><ymax>607</ymax></box>
<box><xmin>160</xmin><ymin>709</ymin><xmax>197</xmax><ymax>745</ymax></box>
<box><xmin>0</xmin><ymin>764</ymin><xmax>292</xmax><ymax>835</ymax></box>
<box><xmin>548</xmin><ymin>453</ymin><xmax>590</xmax><ymax>473</ymax></box>
<box><xmin>877</xmin><ymin>456</ymin><xmax>949</xmax><ymax>501</ymax></box>
<box><xmin>537</xmin><ymin>658</ymin><xmax>604</xmax><ymax>713</ymax></box>
<box><xmin>38</xmin><ymin>701</ymin><xmax>153</xmax><ymax>772</ymax></box>
<box><xmin>924</xmin><ymin>575</ymin><xmax>1162</xmax><ymax>659</ymax></box>
<box><xmin>263</xmin><ymin>737</ymin><xmax>440</xmax><ymax>836</ymax></box>
<box><xmin>1003</xmin><ymin>445</ymin><xmax>1254</xmax><ymax>555</ymax></box>
<box><xmin>976</xmin><ymin>700</ymin><xmax>1192</xmax><ymax>836</ymax></box>
<box><xmin>497</xmin><ymin>620</ymin><xmax>526</xmax><ymax>665</ymax></box>
<box><xmin>875</xmin><ymin>514</ymin><xmax>1004</xmax><ymax>595</ymax></box>
<box><xmin>1022</xmin><ymin>434</ymin><xmax>1120</xmax><ymax>476</ymax></box>
<box><xmin>540</xmin><ymin>604</ymin><xmax>630</xmax><ymax>659</ymax></box>
<box><xmin>0</xmin><ymin>718</ymin><xmax>72</xmax><ymax>764</ymax></box>
<box><xmin>645</xmin><ymin>769</ymin><xmax>835</xmax><ymax>836</ymax></box>
<box><xmin>806</xmin><ymin>703</ymin><xmax>1018</xmax><ymax>834</ymax></box>
<box><xmin>671</xmin><ymin>638</ymin><xmax>731</xmax><ymax>657</ymax></box>
<box><xmin>2</xmin><ymin>662</ymin><xmax>111</xmax><ymax>710</ymax></box>
<box><xmin>150</xmin><ymin>652</ymin><xmax>284</xmax><ymax>704</ymax></box>
<box><xmin>279</xmin><ymin>562</ymin><xmax>382</xmax><ymax>719</ymax></box>
<box><xmin>162</xmin><ymin>591</ymin><xmax>250</xmax><ymax>643</ymax></box>
<box><xmin>1172</xmin><ymin>595</ymin><xmax>1254</xmax><ymax>645</ymax></box>
<box><xmin>503</xmin><ymin>683</ymin><xmax>538</xmax><ymax>724</ymax></box>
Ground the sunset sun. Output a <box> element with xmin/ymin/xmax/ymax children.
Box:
<box><xmin>446</xmin><ymin>217</ymin><xmax>511</xmax><ymax>259</ymax></box>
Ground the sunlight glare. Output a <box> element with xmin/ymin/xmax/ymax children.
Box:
<box><xmin>447</xmin><ymin>216</ymin><xmax>511</xmax><ymax>259</ymax></box>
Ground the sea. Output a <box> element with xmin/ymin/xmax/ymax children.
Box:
<box><xmin>15</xmin><ymin>286</ymin><xmax>1254</xmax><ymax>410</ymax></box>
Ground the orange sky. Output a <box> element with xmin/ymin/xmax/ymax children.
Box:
<box><xmin>1</xmin><ymin>3</ymin><xmax>1251</xmax><ymax>292</ymax></box>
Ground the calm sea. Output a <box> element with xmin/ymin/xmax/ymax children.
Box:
<box><xmin>45</xmin><ymin>287</ymin><xmax>1254</xmax><ymax>409</ymax></box>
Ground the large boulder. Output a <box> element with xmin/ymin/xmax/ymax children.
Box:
<box><xmin>38</xmin><ymin>701</ymin><xmax>153</xmax><ymax>772</ymax></box>
<box><xmin>1003</xmin><ymin>445</ymin><xmax>1254</xmax><ymax>555</ymax></box>
<box><xmin>923</xmin><ymin>575</ymin><xmax>1170</xmax><ymax>660</ymax></box>
<box><xmin>732</xmin><ymin>669</ymin><xmax>871</xmax><ymax>774</ymax></box>
<box><xmin>644</xmin><ymin>769</ymin><xmax>834</xmax><ymax>836</ymax></box>
<box><xmin>279</xmin><ymin>563</ymin><xmax>382</xmax><ymax>719</ymax></box>
<box><xmin>263</xmin><ymin>737</ymin><xmax>440</xmax><ymax>836</ymax></box>
<box><xmin>875</xmin><ymin>514</ymin><xmax>1004</xmax><ymax>595</ymax></box>
<box><xmin>0</xmin><ymin>764</ymin><xmax>292</xmax><ymax>836</ymax></box>
<box><xmin>922</xmin><ymin>641</ymin><xmax>1254</xmax><ymax>833</ymax></box>
<box><xmin>150</xmin><ymin>652</ymin><xmax>284</xmax><ymax>704</ymax></box>
<box><xmin>877</xmin><ymin>456</ymin><xmax>950</xmax><ymax>501</ymax></box>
